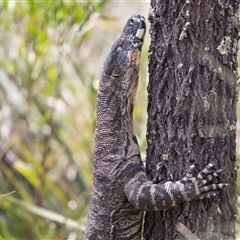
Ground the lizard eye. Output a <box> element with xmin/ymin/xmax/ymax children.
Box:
<box><xmin>129</xmin><ymin>19</ymin><xmax>134</xmax><ymax>25</ymax></box>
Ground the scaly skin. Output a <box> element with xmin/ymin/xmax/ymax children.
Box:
<box><xmin>84</xmin><ymin>14</ymin><xmax>228</xmax><ymax>240</ymax></box>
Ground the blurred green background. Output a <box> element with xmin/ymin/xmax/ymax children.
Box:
<box><xmin>0</xmin><ymin>1</ymin><xmax>239</xmax><ymax>239</ymax></box>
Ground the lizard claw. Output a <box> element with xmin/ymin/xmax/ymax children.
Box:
<box><xmin>179</xmin><ymin>163</ymin><xmax>229</xmax><ymax>202</ymax></box>
<box><xmin>185</xmin><ymin>164</ymin><xmax>195</xmax><ymax>178</ymax></box>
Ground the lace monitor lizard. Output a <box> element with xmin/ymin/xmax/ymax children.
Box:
<box><xmin>84</xmin><ymin>14</ymin><xmax>228</xmax><ymax>240</ymax></box>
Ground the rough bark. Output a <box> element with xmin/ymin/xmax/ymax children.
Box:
<box><xmin>144</xmin><ymin>1</ymin><xmax>239</xmax><ymax>239</ymax></box>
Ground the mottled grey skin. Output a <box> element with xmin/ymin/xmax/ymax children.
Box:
<box><xmin>84</xmin><ymin>14</ymin><xmax>228</xmax><ymax>240</ymax></box>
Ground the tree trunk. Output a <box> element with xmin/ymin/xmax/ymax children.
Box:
<box><xmin>144</xmin><ymin>1</ymin><xmax>239</xmax><ymax>239</ymax></box>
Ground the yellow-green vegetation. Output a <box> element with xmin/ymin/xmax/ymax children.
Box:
<box><xmin>0</xmin><ymin>1</ymin><xmax>239</xmax><ymax>239</ymax></box>
<box><xmin>0</xmin><ymin>1</ymin><xmax>108</xmax><ymax>239</ymax></box>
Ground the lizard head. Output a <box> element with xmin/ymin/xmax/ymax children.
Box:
<box><xmin>103</xmin><ymin>14</ymin><xmax>146</xmax><ymax>79</ymax></box>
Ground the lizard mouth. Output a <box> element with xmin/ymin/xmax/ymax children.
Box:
<box><xmin>133</xmin><ymin>16</ymin><xmax>146</xmax><ymax>49</ymax></box>
<box><xmin>135</xmin><ymin>16</ymin><xmax>146</xmax><ymax>41</ymax></box>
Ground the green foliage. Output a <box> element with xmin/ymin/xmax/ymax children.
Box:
<box><xmin>0</xmin><ymin>0</ymin><xmax>108</xmax><ymax>239</ymax></box>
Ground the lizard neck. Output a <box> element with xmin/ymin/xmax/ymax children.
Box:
<box><xmin>94</xmin><ymin>85</ymin><xmax>138</xmax><ymax>159</ymax></box>
<box><xmin>96</xmin><ymin>89</ymin><xmax>134</xmax><ymax>135</ymax></box>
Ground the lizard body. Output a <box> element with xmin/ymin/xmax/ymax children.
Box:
<box><xmin>84</xmin><ymin>14</ymin><xmax>228</xmax><ymax>240</ymax></box>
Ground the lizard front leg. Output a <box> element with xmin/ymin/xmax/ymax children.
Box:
<box><xmin>122</xmin><ymin>157</ymin><xmax>228</xmax><ymax>211</ymax></box>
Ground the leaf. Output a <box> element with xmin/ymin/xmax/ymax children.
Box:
<box><xmin>9</xmin><ymin>197</ymin><xmax>85</xmax><ymax>231</ymax></box>
<box><xmin>0</xmin><ymin>68</ymin><xmax>27</xmax><ymax>114</ymax></box>
<box><xmin>0</xmin><ymin>191</ymin><xmax>16</xmax><ymax>198</ymax></box>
